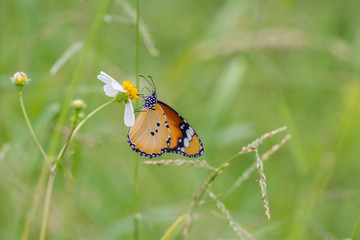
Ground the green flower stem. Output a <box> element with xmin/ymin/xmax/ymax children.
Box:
<box><xmin>52</xmin><ymin>126</ymin><xmax>76</xmax><ymax>172</ymax></box>
<box><xmin>351</xmin><ymin>216</ymin><xmax>360</xmax><ymax>240</ymax></box>
<box><xmin>136</xmin><ymin>0</ymin><xmax>140</xmax><ymax>84</ymax></box>
<box><xmin>39</xmin><ymin>172</ymin><xmax>55</xmax><ymax>240</ymax></box>
<box><xmin>55</xmin><ymin>98</ymin><xmax>117</xmax><ymax>167</ymax></box>
<box><xmin>71</xmin><ymin>98</ymin><xmax>116</xmax><ymax>141</ymax></box>
<box><xmin>19</xmin><ymin>90</ymin><xmax>52</xmax><ymax>168</ymax></box>
<box><xmin>134</xmin><ymin>0</ymin><xmax>140</xmax><ymax>239</ymax></box>
<box><xmin>21</xmin><ymin>163</ymin><xmax>48</xmax><ymax>240</ymax></box>
<box><xmin>160</xmin><ymin>214</ymin><xmax>189</xmax><ymax>240</ymax></box>
<box><xmin>39</xmin><ymin>98</ymin><xmax>116</xmax><ymax>240</ymax></box>
<box><xmin>133</xmin><ymin>157</ymin><xmax>140</xmax><ymax>240</ymax></box>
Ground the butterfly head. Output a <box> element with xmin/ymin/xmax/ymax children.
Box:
<box><xmin>143</xmin><ymin>91</ymin><xmax>157</xmax><ymax>110</ymax></box>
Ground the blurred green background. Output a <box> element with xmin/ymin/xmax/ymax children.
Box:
<box><xmin>1</xmin><ymin>0</ymin><xmax>360</xmax><ymax>239</ymax></box>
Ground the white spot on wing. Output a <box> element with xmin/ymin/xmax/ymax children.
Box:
<box><xmin>184</xmin><ymin>138</ymin><xmax>189</xmax><ymax>147</ymax></box>
<box><xmin>186</xmin><ymin>129</ymin><xmax>193</xmax><ymax>141</ymax></box>
<box><xmin>189</xmin><ymin>127</ymin><xmax>194</xmax><ymax>134</ymax></box>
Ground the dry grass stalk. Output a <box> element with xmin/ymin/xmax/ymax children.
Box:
<box><xmin>184</xmin><ymin>163</ymin><xmax>229</xmax><ymax>236</ymax></box>
<box><xmin>162</xmin><ymin>127</ymin><xmax>290</xmax><ymax>238</ymax></box>
<box><xmin>50</xmin><ymin>42</ymin><xmax>83</xmax><ymax>76</ymax></box>
<box><xmin>116</xmin><ymin>0</ymin><xmax>159</xmax><ymax>56</ymax></box>
<box><xmin>255</xmin><ymin>149</ymin><xmax>270</xmax><ymax>220</ymax></box>
<box><xmin>142</xmin><ymin>159</ymin><xmax>215</xmax><ymax>170</ymax></box>
<box><xmin>227</xmin><ymin>134</ymin><xmax>291</xmax><ymax>195</ymax></box>
<box><xmin>208</xmin><ymin>190</ymin><xmax>255</xmax><ymax>240</ymax></box>
<box><xmin>262</xmin><ymin>134</ymin><xmax>291</xmax><ymax>161</ymax></box>
<box><xmin>0</xmin><ymin>143</ymin><xmax>10</xmax><ymax>162</ymax></box>
<box><xmin>238</xmin><ymin>126</ymin><xmax>287</xmax><ymax>155</ymax></box>
<box><xmin>197</xmin><ymin>28</ymin><xmax>306</xmax><ymax>60</ymax></box>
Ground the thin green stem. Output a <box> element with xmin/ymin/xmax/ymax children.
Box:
<box><xmin>21</xmin><ymin>163</ymin><xmax>48</xmax><ymax>240</ymax></box>
<box><xmin>134</xmin><ymin>0</ymin><xmax>140</xmax><ymax>239</ymax></box>
<box><xmin>55</xmin><ymin>98</ymin><xmax>116</xmax><ymax>165</ymax></box>
<box><xmin>19</xmin><ymin>91</ymin><xmax>52</xmax><ymax>168</ymax></box>
<box><xmin>351</xmin><ymin>216</ymin><xmax>360</xmax><ymax>240</ymax></box>
<box><xmin>133</xmin><ymin>158</ymin><xmax>140</xmax><ymax>240</ymax></box>
<box><xmin>36</xmin><ymin>2</ymin><xmax>112</xmax><ymax>235</ymax></box>
<box><xmin>39</xmin><ymin>172</ymin><xmax>55</xmax><ymax>240</ymax></box>
<box><xmin>39</xmin><ymin>98</ymin><xmax>116</xmax><ymax>239</ymax></box>
<box><xmin>135</xmin><ymin>0</ymin><xmax>140</xmax><ymax>86</ymax></box>
<box><xmin>56</xmin><ymin>126</ymin><xmax>75</xmax><ymax>164</ymax></box>
<box><xmin>160</xmin><ymin>214</ymin><xmax>189</xmax><ymax>240</ymax></box>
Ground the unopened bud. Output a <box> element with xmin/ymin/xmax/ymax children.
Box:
<box><xmin>72</xmin><ymin>99</ymin><xmax>85</xmax><ymax>110</ymax></box>
<box><xmin>11</xmin><ymin>72</ymin><xmax>30</xmax><ymax>87</ymax></box>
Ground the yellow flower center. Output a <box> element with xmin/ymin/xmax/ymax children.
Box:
<box><xmin>12</xmin><ymin>72</ymin><xmax>30</xmax><ymax>84</ymax></box>
<box><xmin>122</xmin><ymin>81</ymin><xmax>139</xmax><ymax>100</ymax></box>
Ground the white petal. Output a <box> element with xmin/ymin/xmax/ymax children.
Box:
<box><xmin>97</xmin><ymin>71</ymin><xmax>126</xmax><ymax>95</ymax></box>
<box><xmin>111</xmin><ymin>81</ymin><xmax>126</xmax><ymax>92</ymax></box>
<box><xmin>97</xmin><ymin>71</ymin><xmax>114</xmax><ymax>84</ymax></box>
<box><xmin>97</xmin><ymin>71</ymin><xmax>114</xmax><ymax>83</ymax></box>
<box><xmin>124</xmin><ymin>101</ymin><xmax>135</xmax><ymax>127</ymax></box>
<box><xmin>103</xmin><ymin>84</ymin><xmax>118</xmax><ymax>97</ymax></box>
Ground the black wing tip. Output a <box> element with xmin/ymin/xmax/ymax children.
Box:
<box><xmin>131</xmin><ymin>147</ymin><xmax>168</xmax><ymax>159</ymax></box>
<box><xmin>128</xmin><ymin>136</ymin><xmax>168</xmax><ymax>159</ymax></box>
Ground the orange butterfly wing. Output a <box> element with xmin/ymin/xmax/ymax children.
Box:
<box><xmin>158</xmin><ymin>101</ymin><xmax>204</xmax><ymax>158</ymax></box>
<box><xmin>128</xmin><ymin>104</ymin><xmax>171</xmax><ymax>158</ymax></box>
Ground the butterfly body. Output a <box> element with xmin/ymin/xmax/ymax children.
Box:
<box><xmin>128</xmin><ymin>91</ymin><xmax>204</xmax><ymax>158</ymax></box>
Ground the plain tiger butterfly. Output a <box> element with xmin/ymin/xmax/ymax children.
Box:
<box><xmin>127</xmin><ymin>76</ymin><xmax>204</xmax><ymax>158</ymax></box>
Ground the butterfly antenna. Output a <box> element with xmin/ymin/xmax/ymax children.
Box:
<box><xmin>139</xmin><ymin>75</ymin><xmax>156</xmax><ymax>91</ymax></box>
<box><xmin>134</xmin><ymin>103</ymin><xmax>144</xmax><ymax>112</ymax></box>
<box><xmin>140</xmin><ymin>86</ymin><xmax>152</xmax><ymax>94</ymax></box>
<box><xmin>148</xmin><ymin>75</ymin><xmax>156</xmax><ymax>92</ymax></box>
<box><xmin>134</xmin><ymin>109</ymin><xmax>147</xmax><ymax>113</ymax></box>
<box><xmin>139</xmin><ymin>93</ymin><xmax>150</xmax><ymax>99</ymax></box>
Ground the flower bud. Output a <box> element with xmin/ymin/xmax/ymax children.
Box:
<box><xmin>72</xmin><ymin>99</ymin><xmax>85</xmax><ymax>110</ymax></box>
<box><xmin>11</xmin><ymin>72</ymin><xmax>30</xmax><ymax>85</ymax></box>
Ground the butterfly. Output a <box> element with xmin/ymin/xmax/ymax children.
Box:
<box><xmin>127</xmin><ymin>76</ymin><xmax>204</xmax><ymax>158</ymax></box>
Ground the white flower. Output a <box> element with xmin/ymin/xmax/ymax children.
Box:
<box><xmin>11</xmin><ymin>71</ymin><xmax>30</xmax><ymax>85</ymax></box>
<box><xmin>97</xmin><ymin>71</ymin><xmax>126</xmax><ymax>97</ymax></box>
<box><xmin>97</xmin><ymin>71</ymin><xmax>135</xmax><ymax>127</ymax></box>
